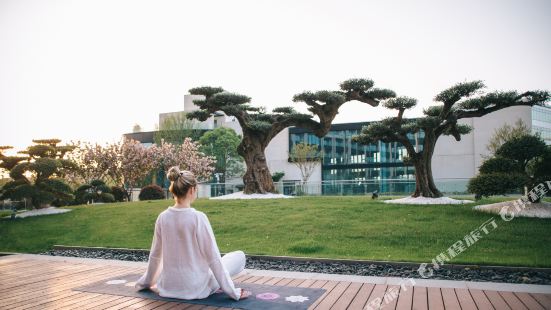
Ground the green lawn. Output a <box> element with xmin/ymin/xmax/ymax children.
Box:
<box><xmin>1</xmin><ymin>196</ymin><xmax>550</xmax><ymax>267</ymax></box>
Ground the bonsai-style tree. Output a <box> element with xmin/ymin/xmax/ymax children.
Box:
<box><xmin>468</xmin><ymin>134</ymin><xmax>550</xmax><ymax>201</ymax></box>
<box><xmin>353</xmin><ymin>81</ymin><xmax>549</xmax><ymax>198</ymax></box>
<box><xmin>0</xmin><ymin>139</ymin><xmax>77</xmax><ymax>208</ymax></box>
<box><xmin>289</xmin><ymin>142</ymin><xmax>323</xmax><ymax>183</ymax></box>
<box><xmin>187</xmin><ymin>79</ymin><xmax>396</xmax><ymax>194</ymax></box>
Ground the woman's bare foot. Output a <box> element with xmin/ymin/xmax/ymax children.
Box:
<box><xmin>240</xmin><ymin>289</ymin><xmax>252</xmax><ymax>300</ymax></box>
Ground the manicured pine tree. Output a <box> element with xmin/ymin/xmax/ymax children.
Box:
<box><xmin>187</xmin><ymin>79</ymin><xmax>396</xmax><ymax>194</ymax></box>
<box><xmin>1</xmin><ymin>139</ymin><xmax>77</xmax><ymax>208</ymax></box>
<box><xmin>352</xmin><ymin>81</ymin><xmax>549</xmax><ymax>198</ymax></box>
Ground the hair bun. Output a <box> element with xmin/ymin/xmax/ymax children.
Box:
<box><xmin>167</xmin><ymin>166</ymin><xmax>181</xmax><ymax>182</ymax></box>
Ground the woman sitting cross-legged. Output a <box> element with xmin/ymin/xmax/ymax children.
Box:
<box><xmin>136</xmin><ymin>166</ymin><xmax>252</xmax><ymax>301</ymax></box>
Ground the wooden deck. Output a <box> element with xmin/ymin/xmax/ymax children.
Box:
<box><xmin>1</xmin><ymin>255</ymin><xmax>550</xmax><ymax>309</ymax></box>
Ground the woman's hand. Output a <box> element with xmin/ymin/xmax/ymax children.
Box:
<box><xmin>240</xmin><ymin>289</ymin><xmax>252</xmax><ymax>300</ymax></box>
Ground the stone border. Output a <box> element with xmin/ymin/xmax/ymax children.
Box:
<box><xmin>52</xmin><ymin>244</ymin><xmax>551</xmax><ymax>273</ymax></box>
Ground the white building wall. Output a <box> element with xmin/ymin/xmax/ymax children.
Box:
<box><xmin>264</xmin><ymin>128</ymin><xmax>322</xmax><ymax>183</ymax></box>
<box><xmin>432</xmin><ymin>106</ymin><xmax>532</xmax><ymax>179</ymax></box>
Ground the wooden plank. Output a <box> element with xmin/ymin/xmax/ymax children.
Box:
<box><xmin>427</xmin><ymin>287</ymin><xmax>444</xmax><ymax>310</ymax></box>
<box><xmin>364</xmin><ymin>284</ymin><xmax>387</xmax><ymax>310</ymax></box>
<box><xmin>307</xmin><ymin>280</ymin><xmax>338</xmax><ymax>310</ymax></box>
<box><xmin>0</xmin><ymin>263</ymin><xmax>105</xmax><ymax>290</ymax></box>
<box><xmin>499</xmin><ymin>291</ymin><xmax>529</xmax><ymax>310</ymax></box>
<box><xmin>0</xmin><ymin>260</ymin><xmax>57</xmax><ymax>273</ymax></box>
<box><xmin>5</xmin><ymin>273</ymin><xmax>130</xmax><ymax>309</ymax></box>
<box><xmin>329</xmin><ymin>282</ymin><xmax>362</xmax><ymax>310</ymax></box>
<box><xmin>63</xmin><ymin>294</ymin><xmax>128</xmax><ymax>310</ymax></box>
<box><xmin>515</xmin><ymin>292</ymin><xmax>545</xmax><ymax>310</ymax></box>
<box><xmin>26</xmin><ymin>291</ymin><xmax>101</xmax><ymax>309</ymax></box>
<box><xmin>0</xmin><ymin>256</ymin><xmax>34</xmax><ymax>266</ymax></box>
<box><xmin>440</xmin><ymin>288</ymin><xmax>461</xmax><ymax>310</ymax></box>
<box><xmin>297</xmin><ymin>279</ymin><xmax>316</xmax><ymax>288</ymax></box>
<box><xmin>144</xmin><ymin>301</ymin><xmax>184</xmax><ymax>310</ymax></box>
<box><xmin>251</xmin><ymin>276</ymin><xmax>273</xmax><ymax>284</ymax></box>
<box><xmin>262</xmin><ymin>277</ymin><xmax>283</xmax><ymax>286</ymax></box>
<box><xmin>484</xmin><ymin>290</ymin><xmax>511</xmax><ymax>310</ymax></box>
<box><xmin>380</xmin><ymin>285</ymin><xmax>400</xmax><ymax>310</ymax></box>
<box><xmin>0</xmin><ymin>263</ymin><xmax>89</xmax><ymax>284</ymax></box>
<box><xmin>239</xmin><ymin>275</ymin><xmax>263</xmax><ymax>283</ymax></box>
<box><xmin>412</xmin><ymin>286</ymin><xmax>428</xmax><ymax>310</ymax></box>
<box><xmin>83</xmin><ymin>296</ymin><xmax>136</xmax><ymax>310</ymax></box>
<box><xmin>10</xmin><ymin>290</ymin><xmax>83</xmax><ymax>310</ymax></box>
<box><xmin>308</xmin><ymin>280</ymin><xmax>328</xmax><ymax>289</ymax></box>
<box><xmin>313</xmin><ymin>281</ymin><xmax>350</xmax><ymax>310</ymax></box>
<box><xmin>1</xmin><ymin>271</ymin><xmax>124</xmax><ymax>303</ymax></box>
<box><xmin>119</xmin><ymin>297</ymin><xmax>161</xmax><ymax>309</ymax></box>
<box><xmin>530</xmin><ymin>293</ymin><xmax>551</xmax><ymax>309</ymax></box>
<box><xmin>454</xmin><ymin>288</ymin><xmax>477</xmax><ymax>310</ymax></box>
<box><xmin>133</xmin><ymin>300</ymin><xmax>169</xmax><ymax>309</ymax></box>
<box><xmin>469</xmin><ymin>289</ymin><xmax>494</xmax><ymax>310</ymax></box>
<box><xmin>165</xmin><ymin>304</ymin><xmax>195</xmax><ymax>310</ymax></box>
<box><xmin>102</xmin><ymin>297</ymin><xmax>149</xmax><ymax>310</ymax></box>
<box><xmin>0</xmin><ymin>258</ymin><xmax>54</xmax><ymax>268</ymax></box>
<box><xmin>2</xmin><ymin>266</ymin><xmax>136</xmax><ymax>308</ymax></box>
<box><xmin>274</xmin><ymin>277</ymin><xmax>294</xmax><ymax>286</ymax></box>
<box><xmin>180</xmin><ymin>305</ymin><xmax>205</xmax><ymax>310</ymax></box>
<box><xmin>287</xmin><ymin>278</ymin><xmax>306</xmax><ymax>287</ymax></box>
<box><xmin>6</xmin><ymin>265</ymin><xmax>135</xmax><ymax>292</ymax></box>
<box><xmin>1</xmin><ymin>266</ymin><xmax>134</xmax><ymax>302</ymax></box>
<box><xmin>232</xmin><ymin>274</ymin><xmax>252</xmax><ymax>282</ymax></box>
<box><xmin>395</xmin><ymin>283</ymin><xmax>414</xmax><ymax>310</ymax></box>
<box><xmin>0</xmin><ymin>264</ymin><xmax>124</xmax><ymax>293</ymax></box>
<box><xmin>347</xmin><ymin>283</ymin><xmax>375</xmax><ymax>310</ymax></box>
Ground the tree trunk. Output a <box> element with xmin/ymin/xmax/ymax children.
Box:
<box><xmin>238</xmin><ymin>139</ymin><xmax>276</xmax><ymax>194</ymax></box>
<box><xmin>412</xmin><ymin>143</ymin><xmax>443</xmax><ymax>198</ymax></box>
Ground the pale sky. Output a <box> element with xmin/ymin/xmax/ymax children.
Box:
<box><xmin>1</xmin><ymin>0</ymin><xmax>550</xmax><ymax>153</ymax></box>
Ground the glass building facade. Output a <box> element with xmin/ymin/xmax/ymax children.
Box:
<box><xmin>532</xmin><ymin>105</ymin><xmax>551</xmax><ymax>145</ymax></box>
<box><xmin>289</xmin><ymin>122</ymin><xmax>424</xmax><ymax>193</ymax></box>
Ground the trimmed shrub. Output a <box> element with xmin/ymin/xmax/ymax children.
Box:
<box><xmin>111</xmin><ymin>186</ymin><xmax>127</xmax><ymax>202</ymax></box>
<box><xmin>139</xmin><ymin>184</ymin><xmax>165</xmax><ymax>201</ymax></box>
<box><xmin>100</xmin><ymin>192</ymin><xmax>116</xmax><ymax>203</ymax></box>
<box><xmin>271</xmin><ymin>171</ymin><xmax>285</xmax><ymax>182</ymax></box>
<box><xmin>478</xmin><ymin>157</ymin><xmax>521</xmax><ymax>174</ymax></box>
<box><xmin>467</xmin><ymin>173</ymin><xmax>526</xmax><ymax>198</ymax></box>
<box><xmin>74</xmin><ymin>180</ymin><xmax>114</xmax><ymax>205</ymax></box>
<box><xmin>469</xmin><ymin>134</ymin><xmax>549</xmax><ymax>201</ymax></box>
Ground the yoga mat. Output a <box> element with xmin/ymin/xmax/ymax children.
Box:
<box><xmin>73</xmin><ymin>273</ymin><xmax>326</xmax><ymax>310</ymax></box>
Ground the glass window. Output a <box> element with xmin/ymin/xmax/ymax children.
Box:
<box><xmin>290</xmin><ymin>123</ymin><xmax>423</xmax><ymax>182</ymax></box>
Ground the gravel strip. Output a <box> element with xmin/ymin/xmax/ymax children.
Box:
<box><xmin>3</xmin><ymin>207</ymin><xmax>72</xmax><ymax>218</ymax></box>
<box><xmin>40</xmin><ymin>249</ymin><xmax>551</xmax><ymax>285</ymax></box>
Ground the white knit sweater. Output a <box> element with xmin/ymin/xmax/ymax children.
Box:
<box><xmin>136</xmin><ymin>207</ymin><xmax>242</xmax><ymax>300</ymax></box>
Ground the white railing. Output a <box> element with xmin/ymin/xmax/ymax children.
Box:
<box><xmin>200</xmin><ymin>178</ymin><xmax>473</xmax><ymax>198</ymax></box>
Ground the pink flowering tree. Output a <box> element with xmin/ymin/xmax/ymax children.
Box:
<box><xmin>73</xmin><ymin>139</ymin><xmax>156</xmax><ymax>200</ymax></box>
<box><xmin>152</xmin><ymin>138</ymin><xmax>215</xmax><ymax>184</ymax></box>
<box><xmin>119</xmin><ymin>138</ymin><xmax>156</xmax><ymax>199</ymax></box>
<box><xmin>68</xmin><ymin>141</ymin><xmax>121</xmax><ymax>185</ymax></box>
<box><xmin>152</xmin><ymin>140</ymin><xmax>179</xmax><ymax>173</ymax></box>
<box><xmin>175</xmin><ymin>138</ymin><xmax>216</xmax><ymax>181</ymax></box>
